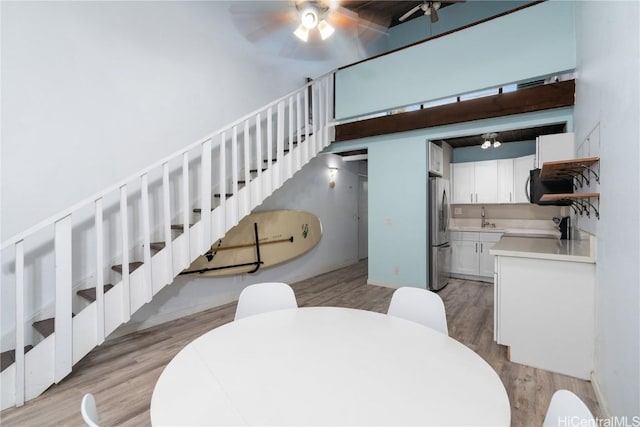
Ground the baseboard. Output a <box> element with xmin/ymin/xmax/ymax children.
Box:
<box><xmin>590</xmin><ymin>372</ymin><xmax>612</xmax><ymax>419</ymax></box>
<box><xmin>366</xmin><ymin>279</ymin><xmax>426</xmax><ymax>290</ymax></box>
<box><xmin>449</xmin><ymin>273</ymin><xmax>493</xmax><ymax>284</ymax></box>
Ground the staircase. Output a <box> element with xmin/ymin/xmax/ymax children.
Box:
<box><xmin>0</xmin><ymin>74</ymin><xmax>334</xmax><ymax>409</ymax></box>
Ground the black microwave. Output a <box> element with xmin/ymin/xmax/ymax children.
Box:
<box><xmin>528</xmin><ymin>169</ymin><xmax>573</xmax><ymax>206</ymax></box>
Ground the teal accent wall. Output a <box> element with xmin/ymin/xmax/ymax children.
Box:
<box><xmin>326</xmin><ymin>107</ymin><xmax>573</xmax><ymax>289</ymax></box>
<box><xmin>388</xmin><ymin>1</ymin><xmax>529</xmax><ymax>51</ymax></box>
<box><xmin>335</xmin><ymin>1</ymin><xmax>576</xmax><ymax>119</ymax></box>
<box><xmin>452</xmin><ymin>140</ymin><xmax>536</xmax><ymax>163</ymax></box>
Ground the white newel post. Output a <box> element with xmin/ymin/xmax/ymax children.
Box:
<box><xmin>304</xmin><ymin>88</ymin><xmax>310</xmax><ymax>163</ymax></box>
<box><xmin>163</xmin><ymin>162</ymin><xmax>174</xmax><ymax>281</ymax></box>
<box><xmin>54</xmin><ymin>215</ymin><xmax>73</xmax><ymax>383</ymax></box>
<box><xmin>231</xmin><ymin>127</ymin><xmax>239</xmax><ymax>226</ymax></box>
<box><xmin>141</xmin><ymin>174</ymin><xmax>153</xmax><ymax>302</ymax></box>
<box><xmin>180</xmin><ymin>154</ymin><xmax>189</xmax><ymax>273</ymax></box>
<box><xmin>219</xmin><ymin>132</ymin><xmax>227</xmax><ymax>233</ymax></box>
<box><xmin>296</xmin><ymin>92</ymin><xmax>302</xmax><ymax>170</ymax></box>
<box><xmin>276</xmin><ymin>102</ymin><xmax>285</xmax><ymax>187</ymax></box>
<box><xmin>266</xmin><ymin>108</ymin><xmax>274</xmax><ymax>194</ymax></box>
<box><xmin>244</xmin><ymin>120</ymin><xmax>251</xmax><ymax>214</ymax></box>
<box><xmin>288</xmin><ymin>96</ymin><xmax>294</xmax><ymax>180</ymax></box>
<box><xmin>14</xmin><ymin>240</ymin><xmax>25</xmax><ymax>406</ymax></box>
<box><xmin>94</xmin><ymin>198</ymin><xmax>105</xmax><ymax>343</ymax></box>
<box><xmin>200</xmin><ymin>139</ymin><xmax>212</xmax><ymax>253</ymax></box>
<box><xmin>120</xmin><ymin>185</ymin><xmax>131</xmax><ymax>322</ymax></box>
<box><xmin>255</xmin><ymin>113</ymin><xmax>263</xmax><ymax>203</ymax></box>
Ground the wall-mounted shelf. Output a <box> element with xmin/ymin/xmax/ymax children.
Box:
<box><xmin>540</xmin><ymin>157</ymin><xmax>600</xmax><ymax>187</ymax></box>
<box><xmin>540</xmin><ymin>193</ymin><xmax>600</xmax><ymax>219</ymax></box>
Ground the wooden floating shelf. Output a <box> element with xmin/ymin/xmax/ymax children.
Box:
<box><xmin>540</xmin><ymin>157</ymin><xmax>600</xmax><ymax>180</ymax></box>
<box><xmin>540</xmin><ymin>192</ymin><xmax>600</xmax><ymax>202</ymax></box>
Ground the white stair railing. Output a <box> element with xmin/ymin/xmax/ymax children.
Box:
<box><xmin>0</xmin><ymin>73</ymin><xmax>334</xmax><ymax>410</ymax></box>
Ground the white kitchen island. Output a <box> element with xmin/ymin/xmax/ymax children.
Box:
<box><xmin>491</xmin><ymin>235</ymin><xmax>596</xmax><ymax>380</ymax></box>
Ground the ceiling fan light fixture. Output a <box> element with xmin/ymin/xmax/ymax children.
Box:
<box><xmin>318</xmin><ymin>19</ymin><xmax>335</xmax><ymax>40</ymax></box>
<box><xmin>301</xmin><ymin>7</ymin><xmax>319</xmax><ymax>29</ymax></box>
<box><xmin>481</xmin><ymin>140</ymin><xmax>491</xmax><ymax>150</ymax></box>
<box><xmin>294</xmin><ymin>24</ymin><xmax>310</xmax><ymax>42</ymax></box>
<box><xmin>493</xmin><ymin>140</ymin><xmax>501</xmax><ymax>148</ymax></box>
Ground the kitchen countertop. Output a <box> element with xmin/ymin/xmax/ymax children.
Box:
<box><xmin>490</xmin><ymin>236</ymin><xmax>595</xmax><ymax>263</ymax></box>
<box><xmin>450</xmin><ymin>226</ymin><xmax>560</xmax><ymax>237</ymax></box>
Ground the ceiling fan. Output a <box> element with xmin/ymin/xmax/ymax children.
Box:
<box><xmin>228</xmin><ymin>0</ymin><xmax>389</xmax><ymax>59</ymax></box>
<box><xmin>399</xmin><ymin>1</ymin><xmax>461</xmax><ymax>24</ymax></box>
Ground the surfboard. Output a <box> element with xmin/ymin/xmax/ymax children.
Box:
<box><xmin>181</xmin><ymin>210</ymin><xmax>322</xmax><ymax>277</ymax></box>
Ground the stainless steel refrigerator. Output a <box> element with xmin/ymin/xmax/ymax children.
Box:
<box><xmin>429</xmin><ymin>177</ymin><xmax>451</xmax><ymax>291</ymax></box>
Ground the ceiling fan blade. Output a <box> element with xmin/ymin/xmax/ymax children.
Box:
<box><xmin>430</xmin><ymin>5</ymin><xmax>439</xmax><ymax>23</ymax></box>
<box><xmin>330</xmin><ymin>6</ymin><xmax>389</xmax><ymax>36</ymax></box>
<box><xmin>399</xmin><ymin>5</ymin><xmax>423</xmax><ymax>22</ymax></box>
<box><xmin>229</xmin><ymin>3</ymin><xmax>296</xmax><ymax>42</ymax></box>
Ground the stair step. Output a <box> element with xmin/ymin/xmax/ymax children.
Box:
<box><xmin>149</xmin><ymin>242</ymin><xmax>166</xmax><ymax>252</ymax></box>
<box><xmin>77</xmin><ymin>284</ymin><xmax>114</xmax><ymax>303</ymax></box>
<box><xmin>171</xmin><ymin>224</ymin><xmax>193</xmax><ymax>233</ymax></box>
<box><xmin>111</xmin><ymin>262</ymin><xmax>143</xmax><ymax>274</ymax></box>
<box><xmin>32</xmin><ymin>318</ymin><xmax>55</xmax><ymax>338</ymax></box>
<box><xmin>1</xmin><ymin>345</ymin><xmax>34</xmax><ymax>373</ymax></box>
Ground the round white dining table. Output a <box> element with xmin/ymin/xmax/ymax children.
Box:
<box><xmin>151</xmin><ymin>307</ymin><xmax>510</xmax><ymax>426</ymax></box>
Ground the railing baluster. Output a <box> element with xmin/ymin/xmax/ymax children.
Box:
<box><xmin>267</xmin><ymin>108</ymin><xmax>274</xmax><ymax>192</ymax></box>
<box><xmin>296</xmin><ymin>92</ymin><xmax>302</xmax><ymax>170</ymax></box>
<box><xmin>201</xmin><ymin>139</ymin><xmax>212</xmax><ymax>252</ymax></box>
<box><xmin>95</xmin><ymin>198</ymin><xmax>105</xmax><ymax>343</ymax></box>
<box><xmin>141</xmin><ymin>174</ymin><xmax>153</xmax><ymax>302</ymax></box>
<box><xmin>276</xmin><ymin>102</ymin><xmax>285</xmax><ymax>187</ymax></box>
<box><xmin>312</xmin><ymin>83</ymin><xmax>319</xmax><ymax>155</ymax></box>
<box><xmin>325</xmin><ymin>76</ymin><xmax>331</xmax><ymax>147</ymax></box>
<box><xmin>54</xmin><ymin>215</ymin><xmax>72</xmax><ymax>383</ymax></box>
<box><xmin>219</xmin><ymin>132</ymin><xmax>227</xmax><ymax>232</ymax></box>
<box><xmin>14</xmin><ymin>240</ymin><xmax>25</xmax><ymax>406</ymax></box>
<box><xmin>288</xmin><ymin>96</ymin><xmax>294</xmax><ymax>180</ymax></box>
<box><xmin>255</xmin><ymin>113</ymin><xmax>263</xmax><ymax>203</ymax></box>
<box><xmin>231</xmin><ymin>127</ymin><xmax>239</xmax><ymax>224</ymax></box>
<box><xmin>164</xmin><ymin>162</ymin><xmax>174</xmax><ymax>281</ymax></box>
<box><xmin>304</xmin><ymin>87</ymin><xmax>310</xmax><ymax>163</ymax></box>
<box><xmin>180</xmin><ymin>154</ymin><xmax>189</xmax><ymax>271</ymax></box>
<box><xmin>120</xmin><ymin>185</ymin><xmax>131</xmax><ymax>322</ymax></box>
<box><xmin>243</xmin><ymin>120</ymin><xmax>251</xmax><ymax>214</ymax></box>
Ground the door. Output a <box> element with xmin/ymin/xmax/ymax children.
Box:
<box><xmin>474</xmin><ymin>160</ymin><xmax>498</xmax><ymax>203</ymax></box>
<box><xmin>451</xmin><ymin>163</ymin><xmax>475</xmax><ymax>204</ymax></box>
<box><xmin>497</xmin><ymin>159</ymin><xmax>514</xmax><ymax>203</ymax></box>
<box><xmin>451</xmin><ymin>240</ymin><xmax>479</xmax><ymax>275</ymax></box>
<box><xmin>358</xmin><ymin>175</ymin><xmax>368</xmax><ymax>260</ymax></box>
<box><xmin>430</xmin><ymin>244</ymin><xmax>452</xmax><ymax>291</ymax></box>
<box><xmin>430</xmin><ymin>178</ymin><xmax>449</xmax><ymax>246</ymax></box>
<box><xmin>479</xmin><ymin>241</ymin><xmax>497</xmax><ymax>278</ymax></box>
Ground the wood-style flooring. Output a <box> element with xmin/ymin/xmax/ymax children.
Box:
<box><xmin>0</xmin><ymin>260</ymin><xmax>601</xmax><ymax>426</ymax></box>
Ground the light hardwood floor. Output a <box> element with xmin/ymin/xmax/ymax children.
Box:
<box><xmin>0</xmin><ymin>260</ymin><xmax>601</xmax><ymax>426</ymax></box>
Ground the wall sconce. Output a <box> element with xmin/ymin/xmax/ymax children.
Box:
<box><xmin>328</xmin><ymin>167</ymin><xmax>338</xmax><ymax>188</ymax></box>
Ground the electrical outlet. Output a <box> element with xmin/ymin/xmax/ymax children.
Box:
<box><xmin>454</xmin><ymin>207</ymin><xmax>462</xmax><ymax>215</ymax></box>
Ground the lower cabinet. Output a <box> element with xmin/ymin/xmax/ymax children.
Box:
<box><xmin>450</xmin><ymin>231</ymin><xmax>502</xmax><ymax>281</ymax></box>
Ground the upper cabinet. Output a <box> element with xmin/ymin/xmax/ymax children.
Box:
<box><xmin>429</xmin><ymin>142</ymin><xmax>444</xmax><ymax>176</ymax></box>
<box><xmin>452</xmin><ymin>155</ymin><xmax>535</xmax><ymax>205</ymax></box>
<box><xmin>535</xmin><ymin>132</ymin><xmax>574</xmax><ymax>168</ymax></box>
<box><xmin>452</xmin><ymin>160</ymin><xmax>498</xmax><ymax>204</ymax></box>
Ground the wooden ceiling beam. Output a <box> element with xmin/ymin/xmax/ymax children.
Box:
<box><xmin>333</xmin><ymin>79</ymin><xmax>575</xmax><ymax>142</ymax></box>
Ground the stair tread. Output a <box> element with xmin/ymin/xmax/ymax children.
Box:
<box><xmin>32</xmin><ymin>318</ymin><xmax>55</xmax><ymax>338</ymax></box>
<box><xmin>1</xmin><ymin>345</ymin><xmax>34</xmax><ymax>373</ymax></box>
<box><xmin>77</xmin><ymin>284</ymin><xmax>115</xmax><ymax>302</ymax></box>
<box><xmin>111</xmin><ymin>262</ymin><xmax>144</xmax><ymax>274</ymax></box>
<box><xmin>149</xmin><ymin>242</ymin><xmax>166</xmax><ymax>252</ymax></box>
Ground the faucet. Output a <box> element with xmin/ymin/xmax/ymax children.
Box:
<box><xmin>481</xmin><ymin>206</ymin><xmax>495</xmax><ymax>228</ymax></box>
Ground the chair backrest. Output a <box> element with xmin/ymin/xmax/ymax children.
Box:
<box><xmin>543</xmin><ymin>389</ymin><xmax>594</xmax><ymax>426</ymax></box>
<box><xmin>387</xmin><ymin>287</ymin><xmax>448</xmax><ymax>335</ymax></box>
<box><xmin>81</xmin><ymin>393</ymin><xmax>99</xmax><ymax>427</ymax></box>
<box><xmin>234</xmin><ymin>282</ymin><xmax>298</xmax><ymax>321</ymax></box>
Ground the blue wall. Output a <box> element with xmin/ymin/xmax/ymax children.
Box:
<box><xmin>327</xmin><ymin>108</ymin><xmax>573</xmax><ymax>289</ymax></box>
<box><xmin>452</xmin><ymin>140</ymin><xmax>535</xmax><ymax>163</ymax></box>
<box><xmin>334</xmin><ymin>1</ymin><xmax>576</xmax><ymax>119</ymax></box>
<box><xmin>388</xmin><ymin>1</ymin><xmax>529</xmax><ymax>51</ymax></box>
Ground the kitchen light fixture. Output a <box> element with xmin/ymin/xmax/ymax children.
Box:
<box><xmin>480</xmin><ymin>133</ymin><xmax>501</xmax><ymax>149</ymax></box>
<box><xmin>294</xmin><ymin>2</ymin><xmax>335</xmax><ymax>42</ymax></box>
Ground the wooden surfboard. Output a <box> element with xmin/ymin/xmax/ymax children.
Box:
<box><xmin>181</xmin><ymin>210</ymin><xmax>322</xmax><ymax>277</ymax></box>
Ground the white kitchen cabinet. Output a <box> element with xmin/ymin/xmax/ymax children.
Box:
<box><xmin>535</xmin><ymin>132</ymin><xmax>574</xmax><ymax>168</ymax></box>
<box><xmin>513</xmin><ymin>155</ymin><xmax>535</xmax><ymax>203</ymax></box>
<box><xmin>450</xmin><ymin>231</ymin><xmax>502</xmax><ymax>281</ymax></box>
<box><xmin>494</xmin><ymin>253</ymin><xmax>594</xmax><ymax>379</ymax></box>
<box><xmin>429</xmin><ymin>142</ymin><xmax>444</xmax><ymax>176</ymax></box>
<box><xmin>497</xmin><ymin>159</ymin><xmax>514</xmax><ymax>203</ymax></box>
<box><xmin>451</xmin><ymin>161</ymin><xmax>497</xmax><ymax>204</ymax></box>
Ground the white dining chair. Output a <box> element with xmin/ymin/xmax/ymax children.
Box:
<box><xmin>234</xmin><ymin>282</ymin><xmax>298</xmax><ymax>321</ymax></box>
<box><xmin>543</xmin><ymin>389</ymin><xmax>594</xmax><ymax>426</ymax></box>
<box><xmin>81</xmin><ymin>393</ymin><xmax>99</xmax><ymax>427</ymax></box>
<box><xmin>387</xmin><ymin>287</ymin><xmax>448</xmax><ymax>335</ymax></box>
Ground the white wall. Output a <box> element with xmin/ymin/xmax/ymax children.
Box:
<box><xmin>574</xmin><ymin>1</ymin><xmax>640</xmax><ymax>418</ymax></box>
<box><xmin>113</xmin><ymin>154</ymin><xmax>361</xmax><ymax>335</ymax></box>
<box><xmin>0</xmin><ymin>0</ymin><xmax>363</xmax><ymax>241</ymax></box>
